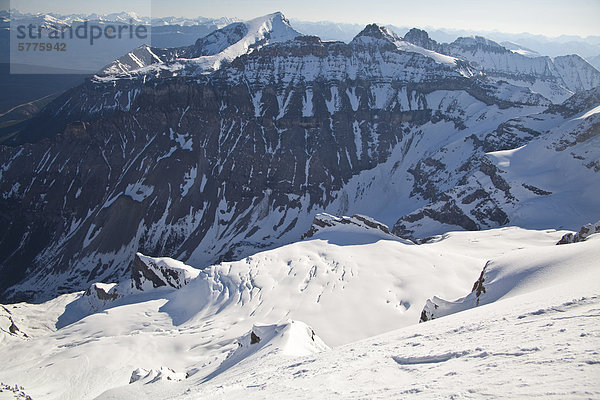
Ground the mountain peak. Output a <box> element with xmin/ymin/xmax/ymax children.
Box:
<box><xmin>243</xmin><ymin>11</ymin><xmax>300</xmax><ymax>43</ymax></box>
<box><xmin>247</xmin><ymin>11</ymin><xmax>293</xmax><ymax>31</ymax></box>
<box><xmin>353</xmin><ymin>23</ymin><xmax>400</xmax><ymax>43</ymax></box>
<box><xmin>268</xmin><ymin>11</ymin><xmax>286</xmax><ymax>21</ymax></box>
<box><xmin>450</xmin><ymin>35</ymin><xmax>507</xmax><ymax>53</ymax></box>
<box><xmin>403</xmin><ymin>28</ymin><xmax>439</xmax><ymax>51</ymax></box>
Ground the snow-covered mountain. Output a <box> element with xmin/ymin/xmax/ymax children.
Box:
<box><xmin>0</xmin><ymin>222</ymin><xmax>597</xmax><ymax>399</ymax></box>
<box><xmin>1</xmin><ymin>16</ymin><xmax>599</xmax><ymax>302</ymax></box>
<box><xmin>286</xmin><ymin>18</ymin><xmax>600</xmax><ymax>61</ymax></box>
<box><xmin>4</xmin><ymin>9</ymin><xmax>238</xmax><ymax>29</ymax></box>
<box><xmin>392</xmin><ymin>86</ymin><xmax>600</xmax><ymax>238</ymax></box>
<box><xmin>2</xmin><ymin>10</ymin><xmax>244</xmax><ymax>73</ymax></box>
<box><xmin>403</xmin><ymin>28</ymin><xmax>600</xmax><ymax>103</ymax></box>
<box><xmin>100</xmin><ymin>12</ymin><xmax>301</xmax><ymax>75</ymax></box>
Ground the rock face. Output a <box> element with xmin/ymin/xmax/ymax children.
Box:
<box><xmin>0</xmin><ymin>19</ymin><xmax>599</xmax><ymax>302</ymax></box>
<box><xmin>85</xmin><ymin>282</ymin><xmax>121</xmax><ymax>301</ymax></box>
<box><xmin>79</xmin><ymin>282</ymin><xmax>122</xmax><ymax>313</ymax></box>
<box><xmin>419</xmin><ymin>263</ymin><xmax>489</xmax><ymax>323</ymax></box>
<box><xmin>403</xmin><ymin>28</ymin><xmax>440</xmax><ymax>52</ymax></box>
<box><xmin>302</xmin><ymin>213</ymin><xmax>393</xmax><ymax>239</ymax></box>
<box><xmin>392</xmin><ymin>86</ymin><xmax>600</xmax><ymax>240</ymax></box>
<box><xmin>1</xmin><ymin>305</ymin><xmax>29</xmax><ymax>339</ymax></box>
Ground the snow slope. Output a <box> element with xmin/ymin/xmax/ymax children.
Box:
<box><xmin>0</xmin><ymin>226</ymin><xmax>589</xmax><ymax>400</ymax></box>
<box><xmin>114</xmin><ymin>279</ymin><xmax>599</xmax><ymax>399</ymax></box>
<box><xmin>99</xmin><ymin>230</ymin><xmax>599</xmax><ymax>399</ymax></box>
<box><xmin>421</xmin><ymin>234</ymin><xmax>600</xmax><ymax>321</ymax></box>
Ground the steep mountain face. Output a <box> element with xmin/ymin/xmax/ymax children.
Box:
<box><xmin>588</xmin><ymin>54</ymin><xmax>600</xmax><ymax>72</ymax></box>
<box><xmin>392</xmin><ymin>87</ymin><xmax>600</xmax><ymax>239</ymax></box>
<box><xmin>0</xmin><ymin>19</ymin><xmax>598</xmax><ymax>302</ymax></box>
<box><xmin>403</xmin><ymin>28</ymin><xmax>600</xmax><ymax>103</ymax></box>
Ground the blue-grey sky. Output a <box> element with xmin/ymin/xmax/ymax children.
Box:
<box><xmin>4</xmin><ymin>0</ymin><xmax>600</xmax><ymax>37</ymax></box>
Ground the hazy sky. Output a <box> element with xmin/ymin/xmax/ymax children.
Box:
<box><xmin>4</xmin><ymin>0</ymin><xmax>600</xmax><ymax>37</ymax></box>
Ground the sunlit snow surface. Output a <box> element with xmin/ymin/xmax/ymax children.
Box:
<box><xmin>0</xmin><ymin>227</ymin><xmax>598</xmax><ymax>399</ymax></box>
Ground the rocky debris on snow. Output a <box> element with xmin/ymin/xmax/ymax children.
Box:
<box><xmin>8</xmin><ymin>318</ymin><xmax>21</xmax><ymax>335</ymax></box>
<box><xmin>250</xmin><ymin>331</ymin><xmax>261</xmax><ymax>344</ymax></box>
<box><xmin>129</xmin><ymin>367</ymin><xmax>187</xmax><ymax>384</ymax></box>
<box><xmin>0</xmin><ymin>382</ymin><xmax>33</xmax><ymax>399</ymax></box>
<box><xmin>557</xmin><ymin>220</ymin><xmax>600</xmax><ymax>244</ymax></box>
<box><xmin>471</xmin><ymin>265</ymin><xmax>488</xmax><ymax>305</ymax></box>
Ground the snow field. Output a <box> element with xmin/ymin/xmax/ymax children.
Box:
<box><xmin>1</xmin><ymin>226</ymin><xmax>590</xmax><ymax>400</ymax></box>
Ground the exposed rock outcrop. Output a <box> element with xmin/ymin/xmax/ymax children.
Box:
<box><xmin>420</xmin><ymin>262</ymin><xmax>489</xmax><ymax>323</ymax></box>
<box><xmin>131</xmin><ymin>252</ymin><xmax>200</xmax><ymax>291</ymax></box>
<box><xmin>302</xmin><ymin>213</ymin><xmax>394</xmax><ymax>239</ymax></box>
<box><xmin>557</xmin><ymin>220</ymin><xmax>600</xmax><ymax>244</ymax></box>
